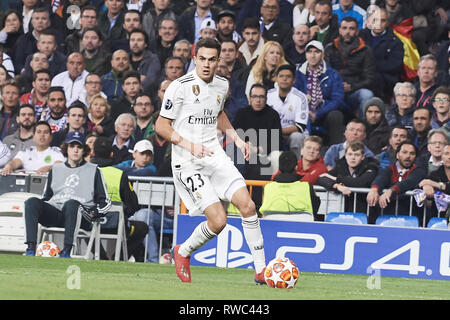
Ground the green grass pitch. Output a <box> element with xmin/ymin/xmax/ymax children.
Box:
<box><xmin>0</xmin><ymin>253</ymin><xmax>449</xmax><ymax>300</ymax></box>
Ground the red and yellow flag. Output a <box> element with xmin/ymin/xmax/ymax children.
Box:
<box><xmin>392</xmin><ymin>17</ymin><xmax>420</xmax><ymax>82</ymax></box>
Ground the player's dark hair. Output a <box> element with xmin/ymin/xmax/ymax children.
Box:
<box><xmin>194</xmin><ymin>38</ymin><xmax>221</xmax><ymax>57</ymax></box>
<box><xmin>278</xmin><ymin>151</ymin><xmax>298</xmax><ymax>173</ymax></box>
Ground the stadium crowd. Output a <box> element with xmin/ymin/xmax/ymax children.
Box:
<box><xmin>0</xmin><ymin>0</ymin><xmax>449</xmax><ymax>260</ymax></box>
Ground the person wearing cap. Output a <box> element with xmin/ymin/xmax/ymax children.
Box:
<box><xmin>177</xmin><ymin>0</ymin><xmax>220</xmax><ymax>43</ymax></box>
<box><xmin>363</xmin><ymin>97</ymin><xmax>391</xmax><ymax>155</ymax></box>
<box><xmin>199</xmin><ymin>18</ymin><xmax>218</xmax><ymax>40</ymax></box>
<box><xmin>266</xmin><ymin>64</ymin><xmax>309</xmax><ymax>159</ymax></box>
<box><xmin>115</xmin><ymin>139</ymin><xmax>157</xmax><ymax>176</ymax></box>
<box><xmin>23</xmin><ymin>130</ymin><xmax>112</xmax><ymax>258</ymax></box>
<box><xmin>216</xmin><ymin>9</ymin><xmax>242</xmax><ymax>44</ymax></box>
<box><xmin>1</xmin><ymin>121</ymin><xmax>65</xmax><ymax>176</ymax></box>
<box><xmin>294</xmin><ymin>40</ymin><xmax>345</xmax><ymax>146</ymax></box>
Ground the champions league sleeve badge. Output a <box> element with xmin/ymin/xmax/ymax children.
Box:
<box><xmin>164</xmin><ymin>99</ymin><xmax>173</xmax><ymax>110</ymax></box>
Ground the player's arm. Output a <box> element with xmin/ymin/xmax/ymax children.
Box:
<box><xmin>217</xmin><ymin>111</ymin><xmax>251</xmax><ymax>161</ymax></box>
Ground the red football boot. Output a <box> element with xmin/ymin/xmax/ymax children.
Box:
<box><xmin>172</xmin><ymin>244</ymin><xmax>191</xmax><ymax>283</ymax></box>
<box><xmin>254</xmin><ymin>267</ymin><xmax>267</xmax><ymax>285</ymax></box>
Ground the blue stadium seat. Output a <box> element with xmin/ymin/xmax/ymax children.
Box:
<box><xmin>375</xmin><ymin>215</ymin><xmax>419</xmax><ymax>228</ymax></box>
<box><xmin>325</xmin><ymin>212</ymin><xmax>368</xmax><ymax>225</ymax></box>
<box><xmin>427</xmin><ymin>217</ymin><xmax>448</xmax><ymax>230</ymax></box>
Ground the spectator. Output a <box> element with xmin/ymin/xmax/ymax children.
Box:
<box><xmin>244</xmin><ymin>40</ymin><xmax>288</xmax><ymax>99</ymax></box>
<box><xmin>317</xmin><ymin>140</ymin><xmax>378</xmax><ymax>213</ymax></box>
<box><xmin>51</xmin><ymin>103</ymin><xmax>88</xmax><ymax>148</ymax></box>
<box><xmin>435</xmin><ymin>24</ymin><xmax>449</xmax><ymax>86</ymax></box>
<box><xmin>293</xmin><ymin>0</ymin><xmax>316</xmax><ymax>27</ymax></box>
<box><xmin>259</xmin><ymin>150</ymin><xmax>321</xmax><ymax>219</ymax></box>
<box><xmin>332</xmin><ymin>0</ymin><xmax>366</xmax><ymax>30</ymax></box>
<box><xmin>284</xmin><ymin>24</ymin><xmax>310</xmax><ymax>68</ymax></box>
<box><xmin>323</xmin><ymin>118</ymin><xmax>375</xmax><ymax>170</ymax></box>
<box><xmin>426</xmin><ymin>129</ymin><xmax>449</xmax><ymax>173</ymax></box>
<box><xmin>294</xmin><ymin>40</ymin><xmax>345</xmax><ymax>146</ymax></box>
<box><xmin>177</xmin><ymin>0</ymin><xmax>220</xmax><ymax>44</ymax></box>
<box><xmin>151</xmin><ymin>56</ymin><xmax>185</xmax><ymax>97</ymax></box>
<box><xmin>149</xmin><ymin>18</ymin><xmax>178</xmax><ymax>71</ymax></box>
<box><xmin>132</xmin><ymin>93</ymin><xmax>154</xmax><ymax>142</ymax></box>
<box><xmin>173</xmin><ymin>39</ymin><xmax>194</xmax><ymax>73</ymax></box>
<box><xmin>431</xmin><ymin>86</ymin><xmax>450</xmax><ymax>129</ymax></box>
<box><xmin>16</xmin><ymin>52</ymin><xmax>49</xmax><ymax>95</ymax></box>
<box><xmin>0</xmin><ymin>65</ymin><xmax>13</xmax><ymax>90</ymax></box>
<box><xmin>197</xmin><ymin>18</ymin><xmax>217</xmax><ymax>42</ymax></box>
<box><xmin>23</xmin><ymin>131</ymin><xmax>111</xmax><ymax>258</ymax></box>
<box><xmin>363</xmin><ymin>97</ymin><xmax>390</xmax><ymax>155</ymax></box>
<box><xmin>115</xmin><ymin>138</ymin><xmax>157</xmax><ymax>176</ymax></box>
<box><xmin>1</xmin><ymin>121</ymin><xmax>65</xmax><ymax>175</ymax></box>
<box><xmin>366</xmin><ymin>141</ymin><xmax>427</xmax><ymax>223</ymax></box>
<box><xmin>220</xmin><ymin>40</ymin><xmax>247</xmax><ymax>84</ymax></box>
<box><xmin>385</xmin><ymin>81</ymin><xmax>416</xmax><ymax>129</ymax></box>
<box><xmin>40</xmin><ymin>86</ymin><xmax>68</xmax><ymax>133</ymax></box>
<box><xmin>0</xmin><ymin>9</ymin><xmax>24</xmax><ymax>59</ymax></box>
<box><xmin>129</xmin><ymin>29</ymin><xmax>161</xmax><ymax>92</ymax></box>
<box><xmin>19</xmin><ymin>68</ymin><xmax>51</xmax><ymax>119</ymax></box>
<box><xmin>110</xmin><ymin>70</ymin><xmax>141</xmax><ymax>121</ymax></box>
<box><xmin>101</xmin><ymin>49</ymin><xmax>133</xmax><ymax>103</ymax></box>
<box><xmin>3</xmin><ymin>104</ymin><xmax>36</xmax><ymax>159</ymax></box>
<box><xmin>78</xmin><ymin>73</ymin><xmax>107</xmax><ymax>108</ymax></box>
<box><xmin>80</xmin><ymin>26</ymin><xmax>111</xmax><ymax>76</ymax></box>
<box><xmin>111</xmin><ymin>112</ymin><xmax>136</xmax><ymax>164</ymax></box>
<box><xmin>111</xmin><ymin>9</ymin><xmax>143</xmax><ymax>51</ymax></box>
<box><xmin>238</xmin><ymin>17</ymin><xmax>265</xmax><ymax>67</ymax></box>
<box><xmin>66</xmin><ymin>5</ymin><xmax>99</xmax><ymax>54</ymax></box>
<box><xmin>23</xmin><ymin>29</ymin><xmax>67</xmax><ymax>77</ymax></box>
<box><xmin>0</xmin><ymin>139</ymin><xmax>11</xmax><ymax>168</ymax></box>
<box><xmin>259</xmin><ymin>0</ymin><xmax>292</xmax><ymax>48</ymax></box>
<box><xmin>0</xmin><ymin>81</ymin><xmax>20</xmax><ymax>140</ymax></box>
<box><xmin>98</xmin><ymin>0</ymin><xmax>127</xmax><ymax>42</ymax></box>
<box><xmin>309</xmin><ymin>0</ymin><xmax>339</xmax><ymax>47</ymax></box>
<box><xmin>216</xmin><ymin>9</ymin><xmax>242</xmax><ymax>44</ymax></box>
<box><xmin>415</xmin><ymin>54</ymin><xmax>440</xmax><ymax>111</ymax></box>
<box><xmin>360</xmin><ymin>7</ymin><xmax>404</xmax><ymax>102</ymax></box>
<box><xmin>86</xmin><ymin>93</ymin><xmax>114</xmax><ymax>137</ymax></box>
<box><xmin>377</xmin><ymin>125</ymin><xmax>409</xmax><ymax>168</ymax></box>
<box><xmin>51</xmin><ymin>52</ymin><xmax>89</xmax><ymax>106</ymax></box>
<box><xmin>410</xmin><ymin>108</ymin><xmax>433</xmax><ymax>158</ymax></box>
<box><xmin>84</xmin><ymin>133</ymin><xmax>97</xmax><ymax>162</ymax></box>
<box><xmin>153</xmin><ymin>79</ymin><xmax>171</xmax><ymax>111</ymax></box>
<box><xmin>325</xmin><ymin>16</ymin><xmax>375</xmax><ymax>118</ymax></box>
<box><xmin>267</xmin><ymin>64</ymin><xmax>309</xmax><ymax>159</ymax></box>
<box><xmin>232</xmin><ymin>83</ymin><xmax>282</xmax><ymax>181</ymax></box>
<box><xmin>142</xmin><ymin>0</ymin><xmax>177</xmax><ymax>45</ymax></box>
<box><xmin>1</xmin><ymin>45</ymin><xmax>15</xmax><ymax>77</ymax></box>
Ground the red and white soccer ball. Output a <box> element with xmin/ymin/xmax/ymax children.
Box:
<box><xmin>36</xmin><ymin>241</ymin><xmax>61</xmax><ymax>257</ymax></box>
<box><xmin>264</xmin><ymin>257</ymin><xmax>299</xmax><ymax>289</ymax></box>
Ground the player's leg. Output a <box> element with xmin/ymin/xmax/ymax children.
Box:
<box><xmin>230</xmin><ymin>186</ymin><xmax>266</xmax><ymax>283</ymax></box>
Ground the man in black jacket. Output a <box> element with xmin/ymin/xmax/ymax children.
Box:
<box><xmin>363</xmin><ymin>97</ymin><xmax>391</xmax><ymax>155</ymax></box>
<box><xmin>259</xmin><ymin>0</ymin><xmax>292</xmax><ymax>48</ymax></box>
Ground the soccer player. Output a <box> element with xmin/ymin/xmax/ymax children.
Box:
<box><xmin>155</xmin><ymin>38</ymin><xmax>266</xmax><ymax>284</ymax></box>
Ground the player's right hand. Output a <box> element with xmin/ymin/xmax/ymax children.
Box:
<box><xmin>191</xmin><ymin>143</ymin><xmax>214</xmax><ymax>158</ymax></box>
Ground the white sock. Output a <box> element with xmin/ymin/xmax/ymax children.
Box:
<box><xmin>242</xmin><ymin>215</ymin><xmax>266</xmax><ymax>273</ymax></box>
<box><xmin>179</xmin><ymin>221</ymin><xmax>217</xmax><ymax>257</ymax></box>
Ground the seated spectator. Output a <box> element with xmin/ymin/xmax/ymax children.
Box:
<box><xmin>102</xmin><ymin>50</ymin><xmax>133</xmax><ymax>103</ymax></box>
<box><xmin>152</xmin><ymin>79</ymin><xmax>171</xmax><ymax>111</ymax></box>
<box><xmin>385</xmin><ymin>82</ymin><xmax>416</xmax><ymax>130</ymax></box>
<box><xmin>172</xmin><ymin>39</ymin><xmax>194</xmax><ymax>73</ymax></box>
<box><xmin>0</xmin><ymin>9</ymin><xmax>24</xmax><ymax>59</ymax></box>
<box><xmin>259</xmin><ymin>150</ymin><xmax>321</xmax><ymax>219</ymax></box>
<box><xmin>244</xmin><ymin>40</ymin><xmax>289</xmax><ymax>99</ymax></box>
<box><xmin>435</xmin><ymin>24</ymin><xmax>449</xmax><ymax>86</ymax></box>
<box><xmin>363</xmin><ymin>97</ymin><xmax>390</xmax><ymax>155</ymax></box>
<box><xmin>0</xmin><ymin>81</ymin><xmax>20</xmax><ymax>140</ymax></box>
<box><xmin>115</xmin><ymin>139</ymin><xmax>157</xmax><ymax>176</ymax></box>
<box><xmin>142</xmin><ymin>0</ymin><xmax>177</xmax><ymax>45</ymax></box>
<box><xmin>65</xmin><ymin>5</ymin><xmax>99</xmax><ymax>54</ymax></box>
<box><xmin>309</xmin><ymin>0</ymin><xmax>339</xmax><ymax>48</ymax></box>
<box><xmin>51</xmin><ymin>103</ymin><xmax>88</xmax><ymax>148</ymax></box>
<box><xmin>238</xmin><ymin>17</ymin><xmax>265</xmax><ymax>67</ymax></box>
<box><xmin>19</xmin><ymin>69</ymin><xmax>51</xmax><ymax>120</ymax></box>
<box><xmin>377</xmin><ymin>125</ymin><xmax>409</xmax><ymax>168</ymax></box>
<box><xmin>284</xmin><ymin>24</ymin><xmax>310</xmax><ymax>68</ymax></box>
<box><xmin>51</xmin><ymin>53</ymin><xmax>89</xmax><ymax>106</ymax></box>
<box><xmin>149</xmin><ymin>56</ymin><xmax>185</xmax><ymax>98</ymax></box>
<box><xmin>293</xmin><ymin>0</ymin><xmax>316</xmax><ymax>27</ymax></box>
<box><xmin>332</xmin><ymin>0</ymin><xmax>366</xmax><ymax>30</ymax></box>
<box><xmin>410</xmin><ymin>108</ymin><xmax>433</xmax><ymax>158</ymax></box>
<box><xmin>84</xmin><ymin>133</ymin><xmax>97</xmax><ymax>162</ymax></box>
<box><xmin>220</xmin><ymin>40</ymin><xmax>247</xmax><ymax>85</ymax></box>
<box><xmin>1</xmin><ymin>121</ymin><xmax>65</xmax><ymax>175</ymax></box>
<box><xmin>80</xmin><ymin>26</ymin><xmax>111</xmax><ymax>76</ymax></box>
<box><xmin>86</xmin><ymin>94</ymin><xmax>114</xmax><ymax>137</ymax></box>
<box><xmin>414</xmin><ymin>54</ymin><xmax>440</xmax><ymax>111</ymax></box>
<box><xmin>431</xmin><ymin>86</ymin><xmax>450</xmax><ymax>128</ymax></box>
<box><xmin>110</xmin><ymin>9</ymin><xmax>143</xmax><ymax>52</ymax></box>
<box><xmin>0</xmin><ymin>139</ymin><xmax>11</xmax><ymax>168</ymax></box>
<box><xmin>23</xmin><ymin>131</ymin><xmax>111</xmax><ymax>258</ymax></box>
<box><xmin>90</xmin><ymin>135</ymin><xmax>148</xmax><ymax>262</ymax></box>
<box><xmin>16</xmin><ymin>52</ymin><xmax>49</xmax><ymax>95</ymax></box>
<box><xmin>366</xmin><ymin>141</ymin><xmax>427</xmax><ymax>223</ymax></box>
<box><xmin>317</xmin><ymin>140</ymin><xmax>378</xmax><ymax>213</ymax></box>
<box><xmin>40</xmin><ymin>86</ymin><xmax>68</xmax><ymax>133</ymax></box>
<box><xmin>3</xmin><ymin>104</ymin><xmax>36</xmax><ymax>159</ymax></box>
<box><xmin>259</xmin><ymin>0</ymin><xmax>293</xmax><ymax>48</ymax></box>
<box><xmin>149</xmin><ymin>17</ymin><xmax>178</xmax><ymax>71</ymax></box>
<box><xmin>98</xmin><ymin>0</ymin><xmax>127</xmax><ymax>42</ymax></box>
<box><xmin>78</xmin><ymin>73</ymin><xmax>107</xmax><ymax>108</ymax></box>
<box><xmin>294</xmin><ymin>40</ymin><xmax>345</xmax><ymax>146</ymax></box>
<box><xmin>111</xmin><ymin>113</ymin><xmax>136</xmax><ymax>164</ymax></box>
<box><xmin>324</xmin><ymin>118</ymin><xmax>375</xmax><ymax>170</ymax></box>
<box><xmin>216</xmin><ymin>9</ymin><xmax>242</xmax><ymax>44</ymax></box>
<box><xmin>266</xmin><ymin>64</ymin><xmax>309</xmax><ymax>159</ymax></box>
<box><xmin>0</xmin><ymin>65</ymin><xmax>12</xmax><ymax>90</ymax></box>
<box><xmin>324</xmin><ymin>16</ymin><xmax>375</xmax><ymax>118</ymax></box>
<box><xmin>110</xmin><ymin>70</ymin><xmax>142</xmax><ymax>122</ymax></box>
<box><xmin>426</xmin><ymin>129</ymin><xmax>449</xmax><ymax>174</ymax></box>
<box><xmin>360</xmin><ymin>7</ymin><xmax>404</xmax><ymax>102</ymax></box>
<box><xmin>132</xmin><ymin>93</ymin><xmax>155</xmax><ymax>142</ymax></box>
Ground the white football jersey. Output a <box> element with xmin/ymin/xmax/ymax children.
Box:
<box><xmin>15</xmin><ymin>146</ymin><xmax>66</xmax><ymax>171</ymax></box>
<box><xmin>267</xmin><ymin>86</ymin><xmax>309</xmax><ymax>130</ymax></box>
<box><xmin>160</xmin><ymin>70</ymin><xmax>229</xmax><ymax>164</ymax></box>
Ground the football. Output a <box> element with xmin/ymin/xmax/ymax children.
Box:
<box><xmin>36</xmin><ymin>241</ymin><xmax>61</xmax><ymax>257</ymax></box>
<box><xmin>264</xmin><ymin>257</ymin><xmax>299</xmax><ymax>289</ymax></box>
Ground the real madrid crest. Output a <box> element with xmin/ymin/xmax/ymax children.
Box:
<box><xmin>217</xmin><ymin>95</ymin><xmax>221</xmax><ymax>105</ymax></box>
<box><xmin>192</xmin><ymin>85</ymin><xmax>200</xmax><ymax>96</ymax></box>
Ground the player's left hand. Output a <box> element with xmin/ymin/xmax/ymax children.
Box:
<box><xmin>191</xmin><ymin>143</ymin><xmax>214</xmax><ymax>158</ymax></box>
